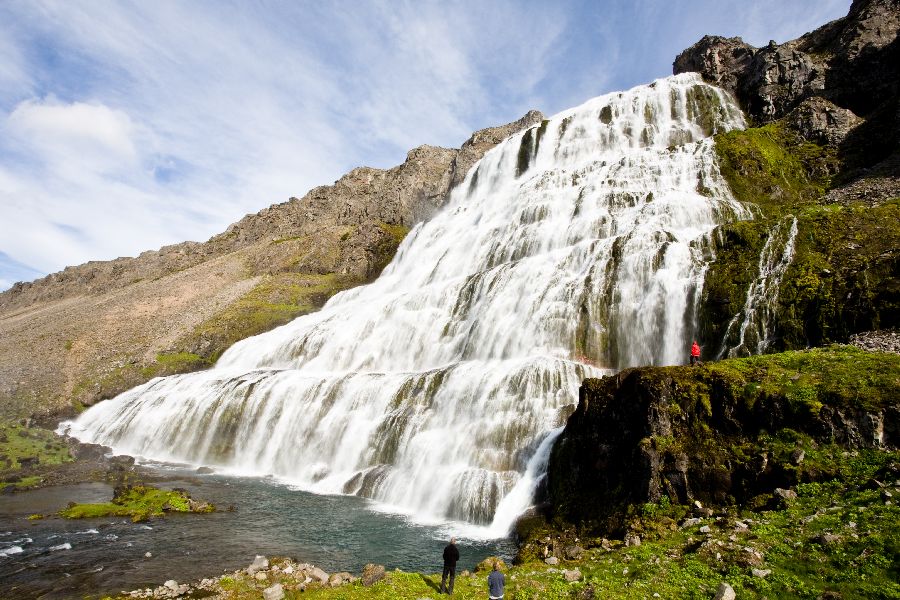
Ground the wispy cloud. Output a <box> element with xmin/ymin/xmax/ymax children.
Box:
<box><xmin>0</xmin><ymin>0</ymin><xmax>852</xmax><ymax>290</ymax></box>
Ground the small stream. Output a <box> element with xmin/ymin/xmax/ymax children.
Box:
<box><xmin>0</xmin><ymin>466</ymin><xmax>515</xmax><ymax>599</ymax></box>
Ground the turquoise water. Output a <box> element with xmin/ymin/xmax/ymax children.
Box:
<box><xmin>0</xmin><ymin>468</ymin><xmax>515</xmax><ymax>599</ymax></box>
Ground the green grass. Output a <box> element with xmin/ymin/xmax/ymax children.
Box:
<box><xmin>60</xmin><ymin>484</ymin><xmax>214</xmax><ymax>523</ymax></box>
<box><xmin>0</xmin><ymin>421</ymin><xmax>73</xmax><ymax>491</ymax></box>
<box><xmin>703</xmin><ymin>345</ymin><xmax>900</xmax><ymax>413</ymax></box>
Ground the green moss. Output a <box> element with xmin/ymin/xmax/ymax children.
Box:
<box><xmin>714</xmin><ymin>122</ymin><xmax>838</xmax><ymax>216</ymax></box>
<box><xmin>0</xmin><ymin>421</ymin><xmax>73</xmax><ymax>478</ymax></box>
<box><xmin>60</xmin><ymin>484</ymin><xmax>214</xmax><ymax>522</ymax></box>
<box><xmin>704</xmin><ymin>346</ymin><xmax>900</xmax><ymax>413</ymax></box>
<box><xmin>516</xmin><ymin>127</ymin><xmax>536</xmax><ymax>177</ymax></box>
<box><xmin>704</xmin><ymin>115</ymin><xmax>899</xmax><ymax>350</ymax></box>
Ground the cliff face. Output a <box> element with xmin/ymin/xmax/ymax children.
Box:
<box><xmin>0</xmin><ymin>111</ymin><xmax>543</xmax><ymax>419</ymax></box>
<box><xmin>672</xmin><ymin>0</ymin><xmax>900</xmax><ymax>355</ymax></box>
<box><xmin>547</xmin><ymin>347</ymin><xmax>900</xmax><ymax>534</ymax></box>
<box><xmin>675</xmin><ymin>0</ymin><xmax>899</xmax><ymax>186</ymax></box>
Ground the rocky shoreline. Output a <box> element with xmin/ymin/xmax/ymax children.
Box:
<box><xmin>122</xmin><ymin>556</ymin><xmax>372</xmax><ymax>600</ymax></box>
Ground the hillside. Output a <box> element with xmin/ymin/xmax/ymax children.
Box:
<box><xmin>0</xmin><ymin>111</ymin><xmax>542</xmax><ymax>419</ymax></box>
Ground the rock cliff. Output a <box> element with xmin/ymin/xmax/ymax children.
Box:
<box><xmin>547</xmin><ymin>347</ymin><xmax>900</xmax><ymax>535</ymax></box>
<box><xmin>676</xmin><ymin>0</ymin><xmax>900</xmax><ymax>354</ymax></box>
<box><xmin>0</xmin><ymin>111</ymin><xmax>543</xmax><ymax>419</ymax></box>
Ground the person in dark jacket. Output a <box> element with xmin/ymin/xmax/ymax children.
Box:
<box><xmin>487</xmin><ymin>560</ymin><xmax>505</xmax><ymax>599</ymax></box>
<box><xmin>440</xmin><ymin>537</ymin><xmax>460</xmax><ymax>594</ymax></box>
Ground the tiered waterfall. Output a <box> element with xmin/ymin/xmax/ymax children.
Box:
<box><xmin>65</xmin><ymin>73</ymin><xmax>751</xmax><ymax>535</ymax></box>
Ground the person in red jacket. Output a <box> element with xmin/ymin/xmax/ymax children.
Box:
<box><xmin>690</xmin><ymin>340</ymin><xmax>701</xmax><ymax>366</ymax></box>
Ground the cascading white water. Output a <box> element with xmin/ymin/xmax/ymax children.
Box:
<box><xmin>64</xmin><ymin>73</ymin><xmax>751</xmax><ymax>535</ymax></box>
<box><xmin>718</xmin><ymin>216</ymin><xmax>799</xmax><ymax>358</ymax></box>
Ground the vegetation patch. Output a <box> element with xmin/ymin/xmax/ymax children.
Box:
<box><xmin>60</xmin><ymin>484</ymin><xmax>214</xmax><ymax>523</ymax></box>
<box><xmin>702</xmin><ymin>115</ymin><xmax>899</xmax><ymax>351</ymax></box>
<box><xmin>0</xmin><ymin>421</ymin><xmax>73</xmax><ymax>491</ymax></box>
<box><xmin>181</xmin><ymin>271</ymin><xmax>359</xmax><ymax>363</ymax></box>
<box><xmin>714</xmin><ymin>122</ymin><xmax>838</xmax><ymax>216</ymax></box>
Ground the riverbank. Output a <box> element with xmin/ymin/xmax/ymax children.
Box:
<box><xmin>103</xmin><ymin>441</ymin><xmax>899</xmax><ymax>599</ymax></box>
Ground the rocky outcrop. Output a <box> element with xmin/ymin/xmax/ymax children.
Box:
<box><xmin>0</xmin><ymin>111</ymin><xmax>542</xmax><ymax>419</ymax></box>
<box><xmin>674</xmin><ymin>0</ymin><xmax>899</xmax><ymax>186</ymax></box>
<box><xmin>546</xmin><ymin>347</ymin><xmax>900</xmax><ymax>534</ymax></box>
<box><xmin>674</xmin><ymin>0</ymin><xmax>899</xmax><ymax>124</ymax></box>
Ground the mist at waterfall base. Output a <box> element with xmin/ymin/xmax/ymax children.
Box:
<box><xmin>63</xmin><ymin>74</ymin><xmax>750</xmax><ymax>540</ymax></box>
<box><xmin>0</xmin><ymin>472</ymin><xmax>514</xmax><ymax>599</ymax></box>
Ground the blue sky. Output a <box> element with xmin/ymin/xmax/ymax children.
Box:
<box><xmin>0</xmin><ymin>0</ymin><xmax>851</xmax><ymax>290</ymax></box>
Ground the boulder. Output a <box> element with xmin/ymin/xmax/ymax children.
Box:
<box><xmin>545</xmin><ymin>556</ymin><xmax>560</xmax><ymax>565</ymax></box>
<box><xmin>247</xmin><ymin>555</ymin><xmax>269</xmax><ymax>575</ymax></box>
<box><xmin>475</xmin><ymin>556</ymin><xmax>507</xmax><ymax>572</ymax></box>
<box><xmin>361</xmin><ymin>563</ymin><xmax>385</xmax><ymax>586</ymax></box>
<box><xmin>262</xmin><ymin>583</ymin><xmax>285</xmax><ymax>600</ymax></box>
<box><xmin>308</xmin><ymin>566</ymin><xmax>329</xmax><ymax>584</ymax></box>
<box><xmin>563</xmin><ymin>545</ymin><xmax>585</xmax><ymax>560</ymax></box>
<box><xmin>563</xmin><ymin>568</ymin><xmax>582</xmax><ymax>582</ymax></box>
<box><xmin>713</xmin><ymin>582</ymin><xmax>736</xmax><ymax>600</ymax></box>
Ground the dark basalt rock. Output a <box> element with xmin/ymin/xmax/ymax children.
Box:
<box><xmin>546</xmin><ymin>355</ymin><xmax>900</xmax><ymax>534</ymax></box>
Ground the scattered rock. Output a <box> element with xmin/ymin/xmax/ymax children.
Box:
<box><xmin>247</xmin><ymin>555</ymin><xmax>269</xmax><ymax>575</ymax></box>
<box><xmin>752</xmin><ymin>568</ymin><xmax>772</xmax><ymax>578</ymax></box>
<box><xmin>563</xmin><ymin>568</ymin><xmax>582</xmax><ymax>582</ymax></box>
<box><xmin>262</xmin><ymin>583</ymin><xmax>284</xmax><ymax>600</ymax></box>
<box><xmin>563</xmin><ymin>545</ymin><xmax>585</xmax><ymax>560</ymax></box>
<box><xmin>254</xmin><ymin>571</ymin><xmax>268</xmax><ymax>581</ymax></box>
<box><xmin>308</xmin><ymin>565</ymin><xmax>329</xmax><ymax>584</ymax></box>
<box><xmin>361</xmin><ymin>563</ymin><xmax>385</xmax><ymax>586</ymax></box>
<box><xmin>625</xmin><ymin>534</ymin><xmax>641</xmax><ymax>547</ymax></box>
<box><xmin>790</xmin><ymin>449</ymin><xmax>806</xmax><ymax>465</ymax></box>
<box><xmin>545</xmin><ymin>556</ymin><xmax>560</xmax><ymax>565</ymax></box>
<box><xmin>713</xmin><ymin>582</ymin><xmax>736</xmax><ymax>600</ymax></box>
<box><xmin>144</xmin><ymin>552</ymin><xmax>152</xmax><ymax>558</ymax></box>
<box><xmin>700</xmin><ymin>525</ymin><xmax>711</xmax><ymax>534</ymax></box>
<box><xmin>849</xmin><ymin>330</ymin><xmax>900</xmax><ymax>355</ymax></box>
<box><xmin>816</xmin><ymin>533</ymin><xmax>842</xmax><ymax>546</ymax></box>
<box><xmin>681</xmin><ymin>517</ymin><xmax>703</xmax><ymax>529</ymax></box>
<box><xmin>475</xmin><ymin>556</ymin><xmax>507</xmax><ymax>572</ymax></box>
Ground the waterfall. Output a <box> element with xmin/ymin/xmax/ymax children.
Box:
<box><xmin>63</xmin><ymin>73</ymin><xmax>750</xmax><ymax>534</ymax></box>
<box><xmin>717</xmin><ymin>216</ymin><xmax>799</xmax><ymax>358</ymax></box>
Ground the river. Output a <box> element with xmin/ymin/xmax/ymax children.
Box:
<box><xmin>0</xmin><ymin>464</ymin><xmax>515</xmax><ymax>599</ymax></box>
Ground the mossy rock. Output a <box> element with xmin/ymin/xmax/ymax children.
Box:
<box><xmin>60</xmin><ymin>484</ymin><xmax>214</xmax><ymax>522</ymax></box>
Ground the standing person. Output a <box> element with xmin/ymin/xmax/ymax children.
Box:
<box><xmin>487</xmin><ymin>560</ymin><xmax>505</xmax><ymax>599</ymax></box>
<box><xmin>690</xmin><ymin>340</ymin><xmax>701</xmax><ymax>366</ymax></box>
<box><xmin>440</xmin><ymin>537</ymin><xmax>460</xmax><ymax>595</ymax></box>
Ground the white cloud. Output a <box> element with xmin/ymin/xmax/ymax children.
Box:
<box><xmin>8</xmin><ymin>97</ymin><xmax>140</xmax><ymax>173</ymax></box>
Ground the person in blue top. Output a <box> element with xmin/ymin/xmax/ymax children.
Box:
<box><xmin>487</xmin><ymin>560</ymin><xmax>505</xmax><ymax>599</ymax></box>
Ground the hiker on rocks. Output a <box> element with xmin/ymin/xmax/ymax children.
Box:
<box><xmin>440</xmin><ymin>537</ymin><xmax>460</xmax><ymax>595</ymax></box>
<box><xmin>690</xmin><ymin>340</ymin><xmax>702</xmax><ymax>366</ymax></box>
<box><xmin>487</xmin><ymin>560</ymin><xmax>505</xmax><ymax>600</ymax></box>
